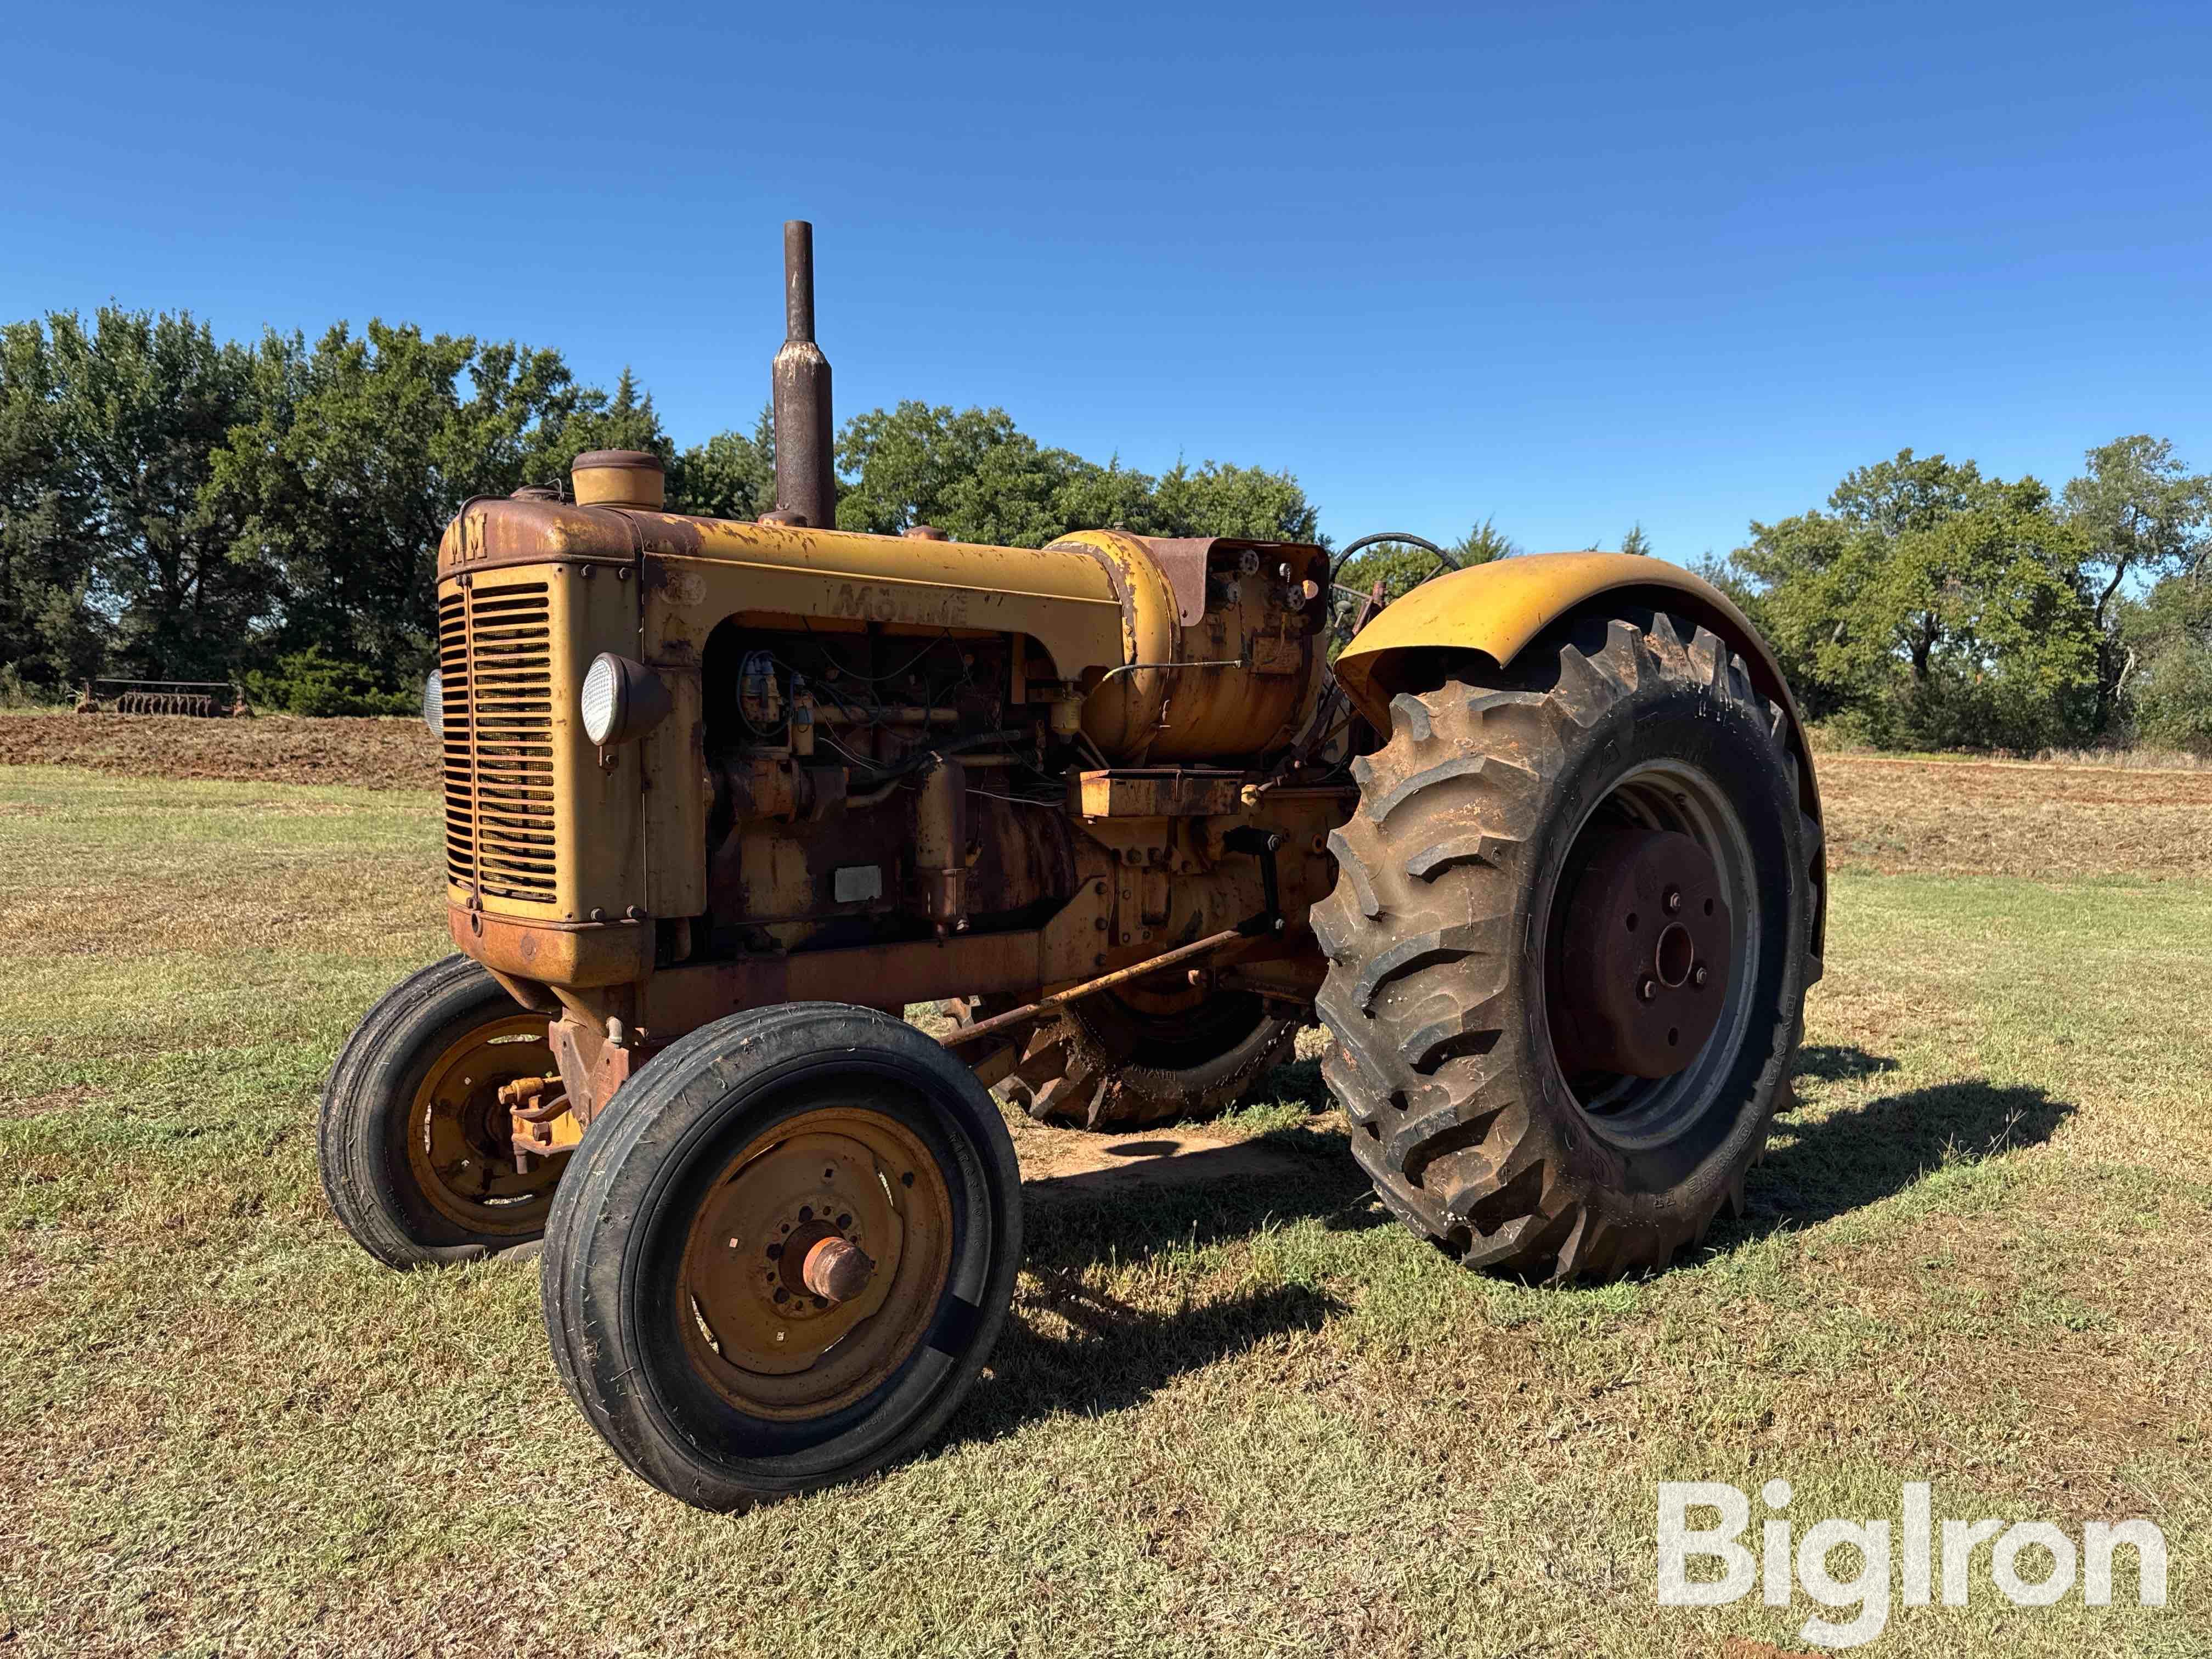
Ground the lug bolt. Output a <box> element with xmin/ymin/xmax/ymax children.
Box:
<box><xmin>1638</xmin><ymin>978</ymin><xmax>1657</xmax><ymax>1002</ymax></box>
<box><xmin>1664</xmin><ymin>888</ymin><xmax>1683</xmax><ymax>913</ymax></box>
<box><xmin>1692</xmin><ymin>964</ymin><xmax>1709</xmax><ymax>988</ymax></box>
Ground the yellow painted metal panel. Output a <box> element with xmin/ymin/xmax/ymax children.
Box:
<box><xmin>640</xmin><ymin>516</ymin><xmax>1128</xmax><ymax>685</ymax></box>
<box><xmin>1335</xmin><ymin>552</ymin><xmax>1820</xmax><ymax>832</ymax></box>
<box><xmin>442</xmin><ymin>562</ymin><xmax>643</xmax><ymax>923</ymax></box>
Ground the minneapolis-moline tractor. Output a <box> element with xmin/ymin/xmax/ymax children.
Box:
<box><xmin>320</xmin><ymin>223</ymin><xmax>1824</xmax><ymax>1510</ymax></box>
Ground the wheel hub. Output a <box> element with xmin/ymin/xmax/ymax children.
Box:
<box><xmin>1552</xmin><ymin>827</ymin><xmax>1734</xmax><ymax>1079</ymax></box>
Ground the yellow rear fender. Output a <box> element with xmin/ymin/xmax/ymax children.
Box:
<box><xmin>1333</xmin><ymin>551</ymin><xmax>1822</xmax><ymax>833</ymax></box>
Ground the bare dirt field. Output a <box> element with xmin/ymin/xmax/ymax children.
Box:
<box><xmin>0</xmin><ymin>711</ymin><xmax>438</xmax><ymax>791</ymax></box>
<box><xmin>1815</xmin><ymin>752</ymin><xmax>2212</xmax><ymax>879</ymax></box>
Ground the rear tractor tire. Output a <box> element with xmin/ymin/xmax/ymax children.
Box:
<box><xmin>319</xmin><ymin>955</ymin><xmax>567</xmax><ymax>1269</ymax></box>
<box><xmin>1312</xmin><ymin>610</ymin><xmax>1822</xmax><ymax>1281</ymax></box>
<box><xmin>951</xmin><ymin>988</ymin><xmax>1298</xmax><ymax>1130</ymax></box>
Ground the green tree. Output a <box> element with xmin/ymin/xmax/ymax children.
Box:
<box><xmin>1147</xmin><ymin>460</ymin><xmax>1319</xmax><ymax>541</ymax></box>
<box><xmin>2061</xmin><ymin>436</ymin><xmax>2212</xmax><ymax>729</ymax></box>
<box><xmin>1723</xmin><ymin>449</ymin><xmax>2100</xmax><ymax>747</ymax></box>
<box><xmin>0</xmin><ymin>317</ymin><xmax>105</xmax><ymax>692</ymax></box>
<box><xmin>670</xmin><ymin>406</ymin><xmax>776</xmax><ymax>520</ymax></box>
<box><xmin>205</xmin><ymin>323</ymin><xmax>664</xmax><ymax>687</ymax></box>
<box><xmin>0</xmin><ymin>308</ymin><xmax>266</xmax><ymax>689</ymax></box>
<box><xmin>1334</xmin><ymin>542</ymin><xmax>1443</xmax><ymax>609</ymax></box>
<box><xmin>833</xmin><ymin>402</ymin><xmax>1318</xmax><ymax>550</ymax></box>
<box><xmin>835</xmin><ymin>403</ymin><xmax>1081</xmax><ymax>545</ymax></box>
<box><xmin>1453</xmin><ymin>516</ymin><xmax>1521</xmax><ymax>566</ymax></box>
<box><xmin>1620</xmin><ymin>522</ymin><xmax>1653</xmax><ymax>557</ymax></box>
<box><xmin>2115</xmin><ymin>573</ymin><xmax>2212</xmax><ymax>753</ymax></box>
<box><xmin>1334</xmin><ymin>517</ymin><xmax>1520</xmax><ymax>614</ymax></box>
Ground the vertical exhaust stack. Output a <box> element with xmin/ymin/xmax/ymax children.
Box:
<box><xmin>770</xmin><ymin>219</ymin><xmax>835</xmax><ymax>529</ymax></box>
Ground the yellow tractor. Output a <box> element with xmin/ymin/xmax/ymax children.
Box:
<box><xmin>320</xmin><ymin>223</ymin><xmax>1824</xmax><ymax>1510</ymax></box>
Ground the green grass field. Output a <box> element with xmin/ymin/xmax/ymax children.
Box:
<box><xmin>2</xmin><ymin>764</ymin><xmax>2207</xmax><ymax>1656</ymax></box>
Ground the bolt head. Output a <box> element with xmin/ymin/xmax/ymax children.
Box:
<box><xmin>1692</xmin><ymin>964</ymin><xmax>1709</xmax><ymax>988</ymax></box>
<box><xmin>1664</xmin><ymin>888</ymin><xmax>1683</xmax><ymax>913</ymax></box>
<box><xmin>1638</xmin><ymin>978</ymin><xmax>1657</xmax><ymax>1002</ymax></box>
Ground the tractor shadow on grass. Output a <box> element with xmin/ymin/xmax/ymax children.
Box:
<box><xmin>1715</xmin><ymin>1046</ymin><xmax>2076</xmax><ymax>1243</ymax></box>
<box><xmin>949</xmin><ymin>1120</ymin><xmax>1369</xmax><ymax>1443</ymax></box>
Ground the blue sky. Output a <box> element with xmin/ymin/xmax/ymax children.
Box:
<box><xmin>5</xmin><ymin>1</ymin><xmax>2208</xmax><ymax>561</ymax></box>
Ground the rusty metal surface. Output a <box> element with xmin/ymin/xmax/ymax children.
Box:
<box><xmin>500</xmin><ymin>1073</ymin><xmax>582</xmax><ymax>1165</ymax></box>
<box><xmin>452</xmin><ymin>905</ymin><xmax>653</xmax><ymax>988</ymax></box>
<box><xmin>771</xmin><ymin>221</ymin><xmax>835</xmax><ymax>531</ymax></box>
<box><xmin>1076</xmin><ymin>768</ymin><xmax>1247</xmax><ymax>819</ymax></box>
<box><xmin>1216</xmin><ymin>957</ymin><xmax>1327</xmax><ymax>1004</ymax></box>
<box><xmin>1550</xmin><ymin>827</ymin><xmax>1733</xmax><ymax>1079</ymax></box>
<box><xmin>1087</xmin><ymin>532</ymin><xmax>1331</xmax><ymax>764</ymax></box>
<box><xmin>79</xmin><ymin>678</ymin><xmax>242</xmax><ymax>716</ymax></box>
<box><xmin>914</xmin><ymin>755</ymin><xmax>968</xmax><ymax>934</ymax></box>
<box><xmin>637</xmin><ymin>929</ymin><xmax>1052</xmax><ymax>1037</ymax></box>
<box><xmin>572</xmin><ymin>449</ymin><xmax>666</xmax><ymax>509</ymax></box>
<box><xmin>405</xmin><ymin>1014</ymin><xmax>566</xmax><ymax>1231</ymax></box>
<box><xmin>1136</xmin><ymin>537</ymin><xmax>1216</xmax><ymax>627</ymax></box>
<box><xmin>437</xmin><ymin>495</ymin><xmax>643</xmax><ymax>579</ymax></box>
<box><xmin>800</xmin><ymin>1235</ymin><xmax>875</xmax><ymax>1303</ymax></box>
<box><xmin>940</xmin><ymin>926</ymin><xmax>1255</xmax><ymax>1054</ymax></box>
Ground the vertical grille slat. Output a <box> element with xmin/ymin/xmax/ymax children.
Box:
<box><xmin>442</xmin><ymin>582</ymin><xmax>559</xmax><ymax>904</ymax></box>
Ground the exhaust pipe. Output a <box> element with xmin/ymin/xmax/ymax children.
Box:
<box><xmin>770</xmin><ymin>219</ymin><xmax>834</xmax><ymax>529</ymax></box>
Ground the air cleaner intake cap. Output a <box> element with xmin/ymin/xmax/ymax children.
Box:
<box><xmin>571</xmin><ymin>449</ymin><xmax>665</xmax><ymax>510</ymax></box>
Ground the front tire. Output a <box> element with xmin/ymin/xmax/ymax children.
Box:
<box><xmin>1313</xmin><ymin>611</ymin><xmax>1822</xmax><ymax>1280</ymax></box>
<box><xmin>540</xmin><ymin>1002</ymin><xmax>1022</xmax><ymax>1511</ymax></box>
<box><xmin>318</xmin><ymin>955</ymin><xmax>565</xmax><ymax>1269</ymax></box>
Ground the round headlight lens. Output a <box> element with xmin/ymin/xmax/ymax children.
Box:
<box><xmin>421</xmin><ymin>669</ymin><xmax>443</xmax><ymax>736</ymax></box>
<box><xmin>580</xmin><ymin>654</ymin><xmax>622</xmax><ymax>745</ymax></box>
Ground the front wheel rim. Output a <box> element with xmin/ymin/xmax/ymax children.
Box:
<box><xmin>675</xmin><ymin>1105</ymin><xmax>954</xmax><ymax>1422</ymax></box>
<box><xmin>407</xmin><ymin>1013</ymin><xmax>565</xmax><ymax>1233</ymax></box>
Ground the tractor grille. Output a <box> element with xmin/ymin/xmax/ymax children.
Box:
<box><xmin>441</xmin><ymin>580</ymin><xmax>558</xmax><ymax>904</ymax></box>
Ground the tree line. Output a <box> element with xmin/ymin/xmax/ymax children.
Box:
<box><xmin>1702</xmin><ymin>441</ymin><xmax>2211</xmax><ymax>754</ymax></box>
<box><xmin>0</xmin><ymin>307</ymin><xmax>1325</xmax><ymax>713</ymax></box>
<box><xmin>3</xmin><ymin>305</ymin><xmax>2207</xmax><ymax>751</ymax></box>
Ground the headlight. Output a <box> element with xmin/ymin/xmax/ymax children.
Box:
<box><xmin>579</xmin><ymin>653</ymin><xmax>673</xmax><ymax>747</ymax></box>
<box><xmin>421</xmin><ymin>669</ymin><xmax>442</xmax><ymax>736</ymax></box>
<box><xmin>580</xmin><ymin>656</ymin><xmax>620</xmax><ymax>744</ymax></box>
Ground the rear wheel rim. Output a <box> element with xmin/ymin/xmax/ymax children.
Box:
<box><xmin>1543</xmin><ymin>759</ymin><xmax>1760</xmax><ymax>1149</ymax></box>
<box><xmin>675</xmin><ymin>1105</ymin><xmax>954</xmax><ymax>1422</ymax></box>
<box><xmin>407</xmin><ymin>1014</ymin><xmax>565</xmax><ymax>1233</ymax></box>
